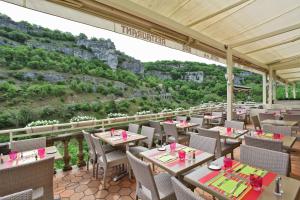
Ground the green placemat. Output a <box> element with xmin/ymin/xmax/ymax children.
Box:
<box><xmin>157</xmin><ymin>154</ymin><xmax>176</xmax><ymax>163</ymax></box>
<box><xmin>211</xmin><ymin>176</ymin><xmax>248</xmax><ymax>197</ymax></box>
<box><xmin>240</xmin><ymin>166</ymin><xmax>265</xmax><ymax>176</ymax></box>
<box><xmin>181</xmin><ymin>147</ymin><xmax>196</xmax><ymax>153</ymax></box>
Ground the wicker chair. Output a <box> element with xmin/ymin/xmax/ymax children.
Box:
<box><xmin>224</xmin><ymin>120</ymin><xmax>244</xmax><ymax>130</ymax></box>
<box><xmin>251</xmin><ymin>115</ymin><xmax>261</xmax><ymax>130</ymax></box>
<box><xmin>176</xmin><ymin>116</ymin><xmax>187</xmax><ymax>122</ymax></box>
<box><xmin>189</xmin><ymin>134</ymin><xmax>217</xmax><ymax>155</ymax></box>
<box><xmin>11</xmin><ymin>137</ymin><xmax>46</xmax><ymax>152</ymax></box>
<box><xmin>262</xmin><ymin>124</ymin><xmax>292</xmax><ymax>136</ymax></box>
<box><xmin>128</xmin><ymin>123</ymin><xmax>140</xmax><ymax>134</ymax></box>
<box><xmin>129</xmin><ymin>126</ymin><xmax>155</xmax><ymax>156</ymax></box>
<box><xmin>196</xmin><ymin>128</ymin><xmax>239</xmax><ymax>159</ymax></box>
<box><xmin>0</xmin><ymin>157</ymin><xmax>54</xmax><ymax>200</ymax></box>
<box><xmin>126</xmin><ymin>151</ymin><xmax>176</xmax><ymax>200</ymax></box>
<box><xmin>162</xmin><ymin>123</ymin><xmax>189</xmax><ymax>144</ymax></box>
<box><xmin>150</xmin><ymin>121</ymin><xmax>165</xmax><ymax>144</ymax></box>
<box><xmin>189</xmin><ymin>117</ymin><xmax>204</xmax><ymax>132</ymax></box>
<box><xmin>286</xmin><ymin>110</ymin><xmax>300</xmax><ymax>115</ymax></box>
<box><xmin>0</xmin><ymin>189</ymin><xmax>33</xmax><ymax>200</ymax></box>
<box><xmin>171</xmin><ymin>177</ymin><xmax>203</xmax><ymax>200</ymax></box>
<box><xmin>210</xmin><ymin>112</ymin><xmax>224</xmax><ymax>126</ymax></box>
<box><xmin>240</xmin><ymin>145</ymin><xmax>289</xmax><ymax>176</ymax></box>
<box><xmin>259</xmin><ymin>113</ymin><xmax>275</xmax><ymax>121</ymax></box>
<box><xmin>90</xmin><ymin>135</ymin><xmax>128</xmax><ymax>189</ymax></box>
<box><xmin>283</xmin><ymin>114</ymin><xmax>300</xmax><ymax>132</ymax></box>
<box><xmin>244</xmin><ymin>135</ymin><xmax>283</xmax><ymax>152</ymax></box>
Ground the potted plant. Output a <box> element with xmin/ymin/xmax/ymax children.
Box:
<box><xmin>107</xmin><ymin>113</ymin><xmax>128</xmax><ymax>123</ymax></box>
<box><xmin>26</xmin><ymin>120</ymin><xmax>59</xmax><ymax>133</ymax></box>
<box><xmin>70</xmin><ymin>115</ymin><xmax>96</xmax><ymax>128</ymax></box>
<box><xmin>135</xmin><ymin>110</ymin><xmax>152</xmax><ymax>120</ymax></box>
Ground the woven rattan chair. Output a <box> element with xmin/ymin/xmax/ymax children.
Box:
<box><xmin>128</xmin><ymin>123</ymin><xmax>140</xmax><ymax>134</ymax></box>
<box><xmin>11</xmin><ymin>137</ymin><xmax>46</xmax><ymax>152</ymax></box>
<box><xmin>189</xmin><ymin>134</ymin><xmax>217</xmax><ymax>155</ymax></box>
<box><xmin>126</xmin><ymin>151</ymin><xmax>176</xmax><ymax>200</ymax></box>
<box><xmin>224</xmin><ymin>120</ymin><xmax>244</xmax><ymax>130</ymax></box>
<box><xmin>240</xmin><ymin>145</ymin><xmax>289</xmax><ymax>176</ymax></box>
<box><xmin>259</xmin><ymin>113</ymin><xmax>275</xmax><ymax>121</ymax></box>
<box><xmin>163</xmin><ymin>123</ymin><xmax>189</xmax><ymax>144</ymax></box>
<box><xmin>251</xmin><ymin>115</ymin><xmax>261</xmax><ymax>130</ymax></box>
<box><xmin>189</xmin><ymin>117</ymin><xmax>204</xmax><ymax>132</ymax></box>
<box><xmin>90</xmin><ymin>135</ymin><xmax>128</xmax><ymax>189</ymax></box>
<box><xmin>129</xmin><ymin>126</ymin><xmax>155</xmax><ymax>156</ymax></box>
<box><xmin>0</xmin><ymin>157</ymin><xmax>54</xmax><ymax>200</ymax></box>
<box><xmin>0</xmin><ymin>189</ymin><xmax>33</xmax><ymax>200</ymax></box>
<box><xmin>171</xmin><ymin>177</ymin><xmax>203</xmax><ymax>200</ymax></box>
<box><xmin>210</xmin><ymin>112</ymin><xmax>224</xmax><ymax>126</ymax></box>
<box><xmin>262</xmin><ymin>124</ymin><xmax>292</xmax><ymax>136</ymax></box>
<box><xmin>283</xmin><ymin>114</ymin><xmax>300</xmax><ymax>132</ymax></box>
<box><xmin>150</xmin><ymin>121</ymin><xmax>165</xmax><ymax>144</ymax></box>
<box><xmin>286</xmin><ymin>110</ymin><xmax>300</xmax><ymax>115</ymax></box>
<box><xmin>244</xmin><ymin>135</ymin><xmax>283</xmax><ymax>152</ymax></box>
<box><xmin>196</xmin><ymin>128</ymin><xmax>239</xmax><ymax>159</ymax></box>
<box><xmin>176</xmin><ymin>116</ymin><xmax>187</xmax><ymax>122</ymax></box>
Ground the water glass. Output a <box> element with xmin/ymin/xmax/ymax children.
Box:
<box><xmin>250</xmin><ymin>174</ymin><xmax>263</xmax><ymax>191</ymax></box>
<box><xmin>226</xmin><ymin>127</ymin><xmax>232</xmax><ymax>133</ymax></box>
<box><xmin>9</xmin><ymin>151</ymin><xmax>17</xmax><ymax>160</ymax></box>
<box><xmin>223</xmin><ymin>157</ymin><xmax>233</xmax><ymax>169</ymax></box>
<box><xmin>170</xmin><ymin>142</ymin><xmax>176</xmax><ymax>152</ymax></box>
<box><xmin>110</xmin><ymin>128</ymin><xmax>115</xmax><ymax>136</ymax></box>
<box><xmin>122</xmin><ymin>130</ymin><xmax>128</xmax><ymax>140</ymax></box>
<box><xmin>178</xmin><ymin>150</ymin><xmax>186</xmax><ymax>161</ymax></box>
<box><xmin>273</xmin><ymin>133</ymin><xmax>281</xmax><ymax>140</ymax></box>
<box><xmin>38</xmin><ymin>148</ymin><xmax>46</xmax><ymax>158</ymax></box>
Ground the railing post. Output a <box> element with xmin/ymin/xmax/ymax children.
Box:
<box><xmin>62</xmin><ymin>136</ymin><xmax>72</xmax><ymax>171</ymax></box>
<box><xmin>76</xmin><ymin>133</ymin><xmax>86</xmax><ymax>168</ymax></box>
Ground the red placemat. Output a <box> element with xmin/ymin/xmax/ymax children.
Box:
<box><xmin>166</xmin><ymin>150</ymin><xmax>203</xmax><ymax>167</ymax></box>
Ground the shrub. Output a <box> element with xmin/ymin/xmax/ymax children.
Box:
<box><xmin>26</xmin><ymin>119</ymin><xmax>59</xmax><ymax>127</ymax></box>
<box><xmin>70</xmin><ymin>115</ymin><xmax>96</xmax><ymax>122</ymax></box>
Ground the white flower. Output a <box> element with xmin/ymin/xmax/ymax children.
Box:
<box><xmin>70</xmin><ymin>115</ymin><xmax>96</xmax><ymax>122</ymax></box>
<box><xmin>26</xmin><ymin>120</ymin><xmax>59</xmax><ymax>127</ymax></box>
<box><xmin>161</xmin><ymin>108</ymin><xmax>173</xmax><ymax>113</ymax></box>
<box><xmin>107</xmin><ymin>113</ymin><xmax>128</xmax><ymax>118</ymax></box>
<box><xmin>136</xmin><ymin>110</ymin><xmax>152</xmax><ymax>115</ymax></box>
<box><xmin>175</xmin><ymin>107</ymin><xmax>184</xmax><ymax>111</ymax></box>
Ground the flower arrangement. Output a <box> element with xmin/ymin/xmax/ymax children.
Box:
<box><xmin>26</xmin><ymin>120</ymin><xmax>59</xmax><ymax>127</ymax></box>
<box><xmin>107</xmin><ymin>113</ymin><xmax>128</xmax><ymax>118</ymax></box>
<box><xmin>175</xmin><ymin>107</ymin><xmax>184</xmax><ymax>111</ymax></box>
<box><xmin>161</xmin><ymin>108</ymin><xmax>173</xmax><ymax>113</ymax></box>
<box><xmin>70</xmin><ymin>115</ymin><xmax>96</xmax><ymax>122</ymax></box>
<box><xmin>136</xmin><ymin>110</ymin><xmax>152</xmax><ymax>115</ymax></box>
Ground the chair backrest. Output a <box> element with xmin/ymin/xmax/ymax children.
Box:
<box><xmin>176</xmin><ymin>116</ymin><xmax>187</xmax><ymax>122</ymax></box>
<box><xmin>266</xmin><ymin>109</ymin><xmax>280</xmax><ymax>115</ymax></box>
<box><xmin>211</xmin><ymin>112</ymin><xmax>223</xmax><ymax>123</ymax></box>
<box><xmin>286</xmin><ymin>110</ymin><xmax>300</xmax><ymax>115</ymax></box>
<box><xmin>224</xmin><ymin>120</ymin><xmax>244</xmax><ymax>130</ymax></box>
<box><xmin>126</xmin><ymin>151</ymin><xmax>160</xmax><ymax>200</ymax></box>
<box><xmin>128</xmin><ymin>124</ymin><xmax>140</xmax><ymax>134</ymax></box>
<box><xmin>149</xmin><ymin>121</ymin><xmax>162</xmax><ymax>134</ymax></box>
<box><xmin>196</xmin><ymin>128</ymin><xmax>221</xmax><ymax>158</ymax></box>
<box><xmin>162</xmin><ymin>123</ymin><xmax>178</xmax><ymax>141</ymax></box>
<box><xmin>90</xmin><ymin>135</ymin><xmax>107</xmax><ymax>165</ymax></box>
<box><xmin>240</xmin><ymin>145</ymin><xmax>289</xmax><ymax>176</ymax></box>
<box><xmin>82</xmin><ymin>130</ymin><xmax>96</xmax><ymax>158</ymax></box>
<box><xmin>190</xmin><ymin>117</ymin><xmax>204</xmax><ymax>128</ymax></box>
<box><xmin>244</xmin><ymin>135</ymin><xmax>283</xmax><ymax>152</ymax></box>
<box><xmin>283</xmin><ymin>114</ymin><xmax>300</xmax><ymax>122</ymax></box>
<box><xmin>189</xmin><ymin>134</ymin><xmax>217</xmax><ymax>155</ymax></box>
<box><xmin>259</xmin><ymin>113</ymin><xmax>275</xmax><ymax>121</ymax></box>
<box><xmin>140</xmin><ymin>126</ymin><xmax>155</xmax><ymax>149</ymax></box>
<box><xmin>0</xmin><ymin>157</ymin><xmax>54</xmax><ymax>199</ymax></box>
<box><xmin>251</xmin><ymin>116</ymin><xmax>261</xmax><ymax>130</ymax></box>
<box><xmin>171</xmin><ymin>177</ymin><xmax>203</xmax><ymax>200</ymax></box>
<box><xmin>0</xmin><ymin>189</ymin><xmax>33</xmax><ymax>200</ymax></box>
<box><xmin>262</xmin><ymin>124</ymin><xmax>292</xmax><ymax>136</ymax></box>
<box><xmin>11</xmin><ymin>137</ymin><xmax>46</xmax><ymax>152</ymax></box>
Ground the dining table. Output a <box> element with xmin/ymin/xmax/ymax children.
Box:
<box><xmin>184</xmin><ymin>157</ymin><xmax>300</xmax><ymax>200</ymax></box>
<box><xmin>0</xmin><ymin>146</ymin><xmax>62</xmax><ymax>170</ymax></box>
<box><xmin>140</xmin><ymin>143</ymin><xmax>214</xmax><ymax>177</ymax></box>
<box><xmin>210</xmin><ymin>126</ymin><xmax>248</xmax><ymax>140</ymax></box>
<box><xmin>260</xmin><ymin>119</ymin><xmax>298</xmax><ymax>127</ymax></box>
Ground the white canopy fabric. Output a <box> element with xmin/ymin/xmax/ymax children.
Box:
<box><xmin>3</xmin><ymin>0</ymin><xmax>300</xmax><ymax>83</ymax></box>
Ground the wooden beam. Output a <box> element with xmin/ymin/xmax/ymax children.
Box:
<box><xmin>230</xmin><ymin>22</ymin><xmax>300</xmax><ymax>48</ymax></box>
<box><xmin>244</xmin><ymin>36</ymin><xmax>300</xmax><ymax>54</ymax></box>
<box><xmin>187</xmin><ymin>0</ymin><xmax>251</xmax><ymax>27</ymax></box>
<box><xmin>167</xmin><ymin>0</ymin><xmax>191</xmax><ymax>18</ymax></box>
<box><xmin>272</xmin><ymin>59</ymin><xmax>300</xmax><ymax>70</ymax></box>
<box><xmin>226</xmin><ymin>47</ymin><xmax>233</xmax><ymax>121</ymax></box>
<box><xmin>267</xmin><ymin>54</ymin><xmax>300</xmax><ymax>66</ymax></box>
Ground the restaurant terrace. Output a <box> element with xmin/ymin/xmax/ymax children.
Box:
<box><xmin>0</xmin><ymin>0</ymin><xmax>300</xmax><ymax>200</ymax></box>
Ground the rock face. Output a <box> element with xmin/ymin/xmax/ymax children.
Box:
<box><xmin>183</xmin><ymin>71</ymin><xmax>204</xmax><ymax>83</ymax></box>
<box><xmin>145</xmin><ymin>70</ymin><xmax>172</xmax><ymax>80</ymax></box>
<box><xmin>0</xmin><ymin>14</ymin><xmax>144</xmax><ymax>74</ymax></box>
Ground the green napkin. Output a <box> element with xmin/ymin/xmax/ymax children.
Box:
<box><xmin>158</xmin><ymin>155</ymin><xmax>176</xmax><ymax>163</ymax></box>
<box><xmin>240</xmin><ymin>166</ymin><xmax>265</xmax><ymax>176</ymax></box>
<box><xmin>211</xmin><ymin>176</ymin><xmax>247</xmax><ymax>197</ymax></box>
<box><xmin>181</xmin><ymin>147</ymin><xmax>196</xmax><ymax>153</ymax></box>
<box><xmin>264</xmin><ymin>133</ymin><xmax>273</xmax><ymax>138</ymax></box>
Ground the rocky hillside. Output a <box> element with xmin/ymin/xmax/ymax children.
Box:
<box><xmin>0</xmin><ymin>14</ymin><xmax>143</xmax><ymax>73</ymax></box>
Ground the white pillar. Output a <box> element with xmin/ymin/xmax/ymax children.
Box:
<box><xmin>268</xmin><ymin>67</ymin><xmax>273</xmax><ymax>107</ymax></box>
<box><xmin>262</xmin><ymin>73</ymin><xmax>267</xmax><ymax>105</ymax></box>
<box><xmin>285</xmin><ymin>84</ymin><xmax>289</xmax><ymax>99</ymax></box>
<box><xmin>226</xmin><ymin>47</ymin><xmax>233</xmax><ymax>121</ymax></box>
<box><xmin>273</xmin><ymin>71</ymin><xmax>277</xmax><ymax>101</ymax></box>
<box><xmin>293</xmin><ymin>83</ymin><xmax>296</xmax><ymax>99</ymax></box>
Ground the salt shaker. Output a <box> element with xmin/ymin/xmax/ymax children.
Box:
<box><xmin>274</xmin><ymin>177</ymin><xmax>283</xmax><ymax>196</ymax></box>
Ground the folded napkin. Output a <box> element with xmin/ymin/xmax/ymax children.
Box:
<box><xmin>211</xmin><ymin>176</ymin><xmax>247</xmax><ymax>197</ymax></box>
<box><xmin>181</xmin><ymin>147</ymin><xmax>196</xmax><ymax>153</ymax></box>
<box><xmin>235</xmin><ymin>165</ymin><xmax>265</xmax><ymax>176</ymax></box>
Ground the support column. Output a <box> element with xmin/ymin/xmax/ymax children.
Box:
<box><xmin>262</xmin><ymin>73</ymin><xmax>267</xmax><ymax>105</ymax></box>
<box><xmin>285</xmin><ymin>84</ymin><xmax>289</xmax><ymax>99</ymax></box>
<box><xmin>268</xmin><ymin>67</ymin><xmax>273</xmax><ymax>107</ymax></box>
<box><xmin>226</xmin><ymin>47</ymin><xmax>233</xmax><ymax>121</ymax></box>
<box><xmin>273</xmin><ymin>71</ymin><xmax>277</xmax><ymax>102</ymax></box>
<box><xmin>293</xmin><ymin>83</ymin><xmax>296</xmax><ymax>99</ymax></box>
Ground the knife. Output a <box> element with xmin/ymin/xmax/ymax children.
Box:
<box><xmin>235</xmin><ymin>164</ymin><xmax>246</xmax><ymax>173</ymax></box>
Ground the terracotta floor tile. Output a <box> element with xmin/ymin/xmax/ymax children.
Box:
<box><xmin>60</xmin><ymin>189</ymin><xmax>75</xmax><ymax>198</ymax></box>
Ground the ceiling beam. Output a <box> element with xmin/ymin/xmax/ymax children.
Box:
<box><xmin>277</xmin><ymin>70</ymin><xmax>300</xmax><ymax>75</ymax></box>
<box><xmin>230</xmin><ymin>22</ymin><xmax>300</xmax><ymax>48</ymax></box>
<box><xmin>187</xmin><ymin>0</ymin><xmax>251</xmax><ymax>27</ymax></box>
<box><xmin>167</xmin><ymin>0</ymin><xmax>191</xmax><ymax>18</ymax></box>
<box><xmin>244</xmin><ymin>36</ymin><xmax>300</xmax><ymax>54</ymax></box>
<box><xmin>272</xmin><ymin>60</ymin><xmax>300</xmax><ymax>70</ymax></box>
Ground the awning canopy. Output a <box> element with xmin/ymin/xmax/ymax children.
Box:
<box><xmin>3</xmin><ymin>0</ymin><xmax>300</xmax><ymax>83</ymax></box>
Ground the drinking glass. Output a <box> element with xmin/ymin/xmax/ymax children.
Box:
<box><xmin>38</xmin><ymin>148</ymin><xmax>46</xmax><ymax>158</ymax></box>
<box><xmin>178</xmin><ymin>150</ymin><xmax>186</xmax><ymax>161</ymax></box>
<box><xmin>110</xmin><ymin>128</ymin><xmax>115</xmax><ymax>137</ymax></box>
<box><xmin>9</xmin><ymin>151</ymin><xmax>17</xmax><ymax>160</ymax></box>
<box><xmin>122</xmin><ymin>130</ymin><xmax>127</xmax><ymax>140</ymax></box>
<box><xmin>170</xmin><ymin>142</ymin><xmax>176</xmax><ymax>152</ymax></box>
<box><xmin>223</xmin><ymin>157</ymin><xmax>233</xmax><ymax>169</ymax></box>
<box><xmin>250</xmin><ymin>174</ymin><xmax>263</xmax><ymax>191</ymax></box>
<box><xmin>226</xmin><ymin>127</ymin><xmax>232</xmax><ymax>133</ymax></box>
<box><xmin>273</xmin><ymin>133</ymin><xmax>281</xmax><ymax>140</ymax></box>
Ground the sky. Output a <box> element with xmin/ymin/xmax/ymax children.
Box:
<box><xmin>0</xmin><ymin>1</ymin><xmax>222</xmax><ymax>65</ymax></box>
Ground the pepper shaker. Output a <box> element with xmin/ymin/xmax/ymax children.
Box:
<box><xmin>192</xmin><ymin>150</ymin><xmax>196</xmax><ymax>160</ymax></box>
<box><xmin>274</xmin><ymin>177</ymin><xmax>283</xmax><ymax>196</ymax></box>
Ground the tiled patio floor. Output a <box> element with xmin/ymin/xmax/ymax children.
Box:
<box><xmin>54</xmin><ymin>139</ymin><xmax>300</xmax><ymax>200</ymax></box>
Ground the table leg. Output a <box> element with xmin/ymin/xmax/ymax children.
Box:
<box><xmin>112</xmin><ymin>144</ymin><xmax>130</xmax><ymax>182</ymax></box>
